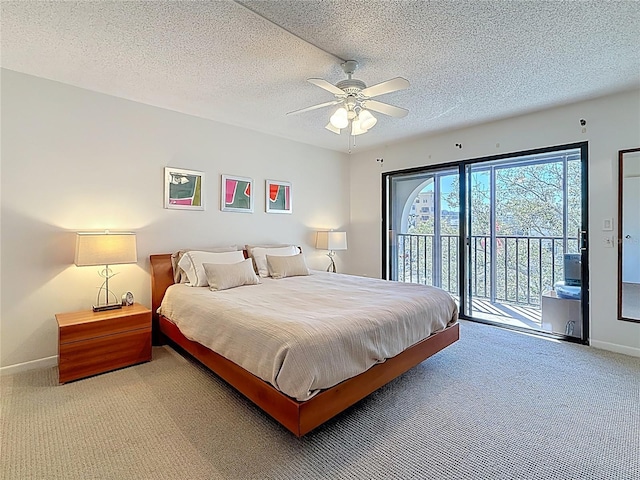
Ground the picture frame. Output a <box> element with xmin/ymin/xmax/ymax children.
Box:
<box><xmin>265</xmin><ymin>179</ymin><xmax>292</xmax><ymax>214</ymax></box>
<box><xmin>221</xmin><ymin>174</ymin><xmax>254</xmax><ymax>213</ymax></box>
<box><xmin>164</xmin><ymin>167</ymin><xmax>204</xmax><ymax>210</ymax></box>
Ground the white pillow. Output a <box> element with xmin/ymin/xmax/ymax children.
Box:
<box><xmin>267</xmin><ymin>254</ymin><xmax>310</xmax><ymax>279</ymax></box>
<box><xmin>245</xmin><ymin>244</ymin><xmax>290</xmax><ymax>258</ymax></box>
<box><xmin>203</xmin><ymin>259</ymin><xmax>260</xmax><ymax>291</ymax></box>
<box><xmin>251</xmin><ymin>245</ymin><xmax>297</xmax><ymax>277</ymax></box>
<box><xmin>171</xmin><ymin>246</ymin><xmax>238</xmax><ymax>283</ymax></box>
<box><xmin>177</xmin><ymin>250</ymin><xmax>245</xmax><ymax>287</ymax></box>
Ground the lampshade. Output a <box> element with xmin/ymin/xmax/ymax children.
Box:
<box><xmin>359</xmin><ymin>109</ymin><xmax>377</xmax><ymax>130</ymax></box>
<box><xmin>75</xmin><ymin>232</ymin><xmax>137</xmax><ymax>266</ymax></box>
<box><xmin>329</xmin><ymin>107</ymin><xmax>348</xmax><ymax>129</ymax></box>
<box><xmin>325</xmin><ymin>122</ymin><xmax>341</xmax><ymax>134</ymax></box>
<box><xmin>351</xmin><ymin>118</ymin><xmax>367</xmax><ymax>136</ymax></box>
<box><xmin>316</xmin><ymin>231</ymin><xmax>348</xmax><ymax>251</ymax></box>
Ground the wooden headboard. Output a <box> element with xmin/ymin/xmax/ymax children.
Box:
<box><xmin>150</xmin><ymin>254</ymin><xmax>174</xmax><ymax>343</ymax></box>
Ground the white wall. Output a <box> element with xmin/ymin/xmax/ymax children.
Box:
<box><xmin>348</xmin><ymin>89</ymin><xmax>640</xmax><ymax>356</ymax></box>
<box><xmin>0</xmin><ymin>69</ymin><xmax>349</xmax><ymax>370</ymax></box>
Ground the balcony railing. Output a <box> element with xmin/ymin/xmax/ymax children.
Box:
<box><xmin>396</xmin><ymin>233</ymin><xmax>579</xmax><ymax>308</ymax></box>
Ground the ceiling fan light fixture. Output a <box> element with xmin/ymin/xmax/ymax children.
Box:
<box><xmin>359</xmin><ymin>109</ymin><xmax>377</xmax><ymax>130</ymax></box>
<box><xmin>351</xmin><ymin>118</ymin><xmax>367</xmax><ymax>136</ymax></box>
<box><xmin>330</xmin><ymin>107</ymin><xmax>348</xmax><ymax>129</ymax></box>
<box><xmin>291</xmin><ymin>61</ymin><xmax>410</xmax><ymax>141</ymax></box>
<box><xmin>325</xmin><ymin>122</ymin><xmax>341</xmax><ymax>134</ymax></box>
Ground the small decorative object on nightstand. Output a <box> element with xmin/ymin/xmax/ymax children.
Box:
<box><xmin>316</xmin><ymin>230</ymin><xmax>348</xmax><ymax>273</ymax></box>
<box><xmin>55</xmin><ymin>303</ymin><xmax>151</xmax><ymax>384</ymax></box>
<box><xmin>122</xmin><ymin>291</ymin><xmax>134</xmax><ymax>306</ymax></box>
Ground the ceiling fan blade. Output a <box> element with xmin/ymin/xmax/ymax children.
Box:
<box><xmin>307</xmin><ymin>78</ymin><xmax>346</xmax><ymax>96</ymax></box>
<box><xmin>360</xmin><ymin>77</ymin><xmax>410</xmax><ymax>98</ymax></box>
<box><xmin>363</xmin><ymin>100</ymin><xmax>409</xmax><ymax>118</ymax></box>
<box><xmin>286</xmin><ymin>100</ymin><xmax>341</xmax><ymax>116</ymax></box>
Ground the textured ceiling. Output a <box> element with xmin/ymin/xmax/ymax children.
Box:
<box><xmin>2</xmin><ymin>1</ymin><xmax>639</xmax><ymax>153</ymax></box>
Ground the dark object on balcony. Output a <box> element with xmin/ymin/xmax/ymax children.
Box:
<box><xmin>563</xmin><ymin>253</ymin><xmax>581</xmax><ymax>287</ymax></box>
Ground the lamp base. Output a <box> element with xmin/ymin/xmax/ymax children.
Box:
<box><xmin>92</xmin><ymin>303</ymin><xmax>123</xmax><ymax>312</ymax></box>
<box><xmin>326</xmin><ymin>252</ymin><xmax>337</xmax><ymax>273</ymax></box>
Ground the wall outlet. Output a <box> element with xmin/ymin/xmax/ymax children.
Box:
<box><xmin>603</xmin><ymin>236</ymin><xmax>614</xmax><ymax>248</ymax></box>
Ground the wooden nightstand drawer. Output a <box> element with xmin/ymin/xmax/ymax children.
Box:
<box><xmin>59</xmin><ymin>312</ymin><xmax>150</xmax><ymax>344</ymax></box>
<box><xmin>56</xmin><ymin>303</ymin><xmax>152</xmax><ymax>383</ymax></box>
<box><xmin>58</xmin><ymin>329</ymin><xmax>151</xmax><ymax>383</ymax></box>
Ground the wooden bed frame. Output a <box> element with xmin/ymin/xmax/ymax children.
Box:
<box><xmin>150</xmin><ymin>253</ymin><xmax>459</xmax><ymax>437</ymax></box>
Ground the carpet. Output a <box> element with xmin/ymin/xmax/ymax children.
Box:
<box><xmin>1</xmin><ymin>320</ymin><xmax>638</xmax><ymax>479</ymax></box>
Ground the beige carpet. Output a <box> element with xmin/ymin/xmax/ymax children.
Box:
<box><xmin>1</xmin><ymin>320</ymin><xmax>639</xmax><ymax>479</ymax></box>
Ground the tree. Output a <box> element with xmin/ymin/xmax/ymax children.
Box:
<box><xmin>400</xmin><ymin>158</ymin><xmax>582</xmax><ymax>306</ymax></box>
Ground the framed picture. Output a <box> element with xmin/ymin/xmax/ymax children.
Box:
<box><xmin>266</xmin><ymin>179</ymin><xmax>292</xmax><ymax>214</ymax></box>
<box><xmin>164</xmin><ymin>167</ymin><xmax>204</xmax><ymax>210</ymax></box>
<box><xmin>221</xmin><ymin>175</ymin><xmax>254</xmax><ymax>213</ymax></box>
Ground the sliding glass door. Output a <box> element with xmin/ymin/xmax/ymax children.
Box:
<box><xmin>385</xmin><ymin>167</ymin><xmax>460</xmax><ymax>298</ymax></box>
<box><xmin>383</xmin><ymin>142</ymin><xmax>589</xmax><ymax>342</ymax></box>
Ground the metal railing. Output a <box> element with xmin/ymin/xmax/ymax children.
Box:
<box><xmin>396</xmin><ymin>233</ymin><xmax>579</xmax><ymax>308</ymax></box>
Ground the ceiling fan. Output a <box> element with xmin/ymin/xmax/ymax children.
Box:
<box><xmin>287</xmin><ymin>60</ymin><xmax>409</xmax><ymax>136</ymax></box>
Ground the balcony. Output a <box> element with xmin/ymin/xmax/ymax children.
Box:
<box><xmin>396</xmin><ymin>233</ymin><xmax>579</xmax><ymax>329</ymax></box>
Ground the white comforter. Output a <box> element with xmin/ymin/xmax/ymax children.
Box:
<box><xmin>158</xmin><ymin>271</ymin><xmax>458</xmax><ymax>401</ymax></box>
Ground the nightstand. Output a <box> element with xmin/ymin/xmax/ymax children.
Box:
<box><xmin>56</xmin><ymin>303</ymin><xmax>152</xmax><ymax>383</ymax></box>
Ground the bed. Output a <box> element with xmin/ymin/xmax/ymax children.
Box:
<box><xmin>150</xmin><ymin>252</ymin><xmax>459</xmax><ymax>437</ymax></box>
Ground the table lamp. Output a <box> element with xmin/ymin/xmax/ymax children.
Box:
<box><xmin>74</xmin><ymin>231</ymin><xmax>137</xmax><ymax>311</ymax></box>
<box><xmin>315</xmin><ymin>231</ymin><xmax>347</xmax><ymax>273</ymax></box>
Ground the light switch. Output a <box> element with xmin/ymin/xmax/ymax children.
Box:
<box><xmin>602</xmin><ymin>218</ymin><xmax>613</xmax><ymax>231</ymax></box>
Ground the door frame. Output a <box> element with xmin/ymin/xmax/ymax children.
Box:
<box><xmin>382</xmin><ymin>141</ymin><xmax>589</xmax><ymax>344</ymax></box>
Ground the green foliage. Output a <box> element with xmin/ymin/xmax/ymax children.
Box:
<box><xmin>443</xmin><ymin>160</ymin><xmax>581</xmax><ymax>239</ymax></box>
<box><xmin>407</xmin><ymin>221</ymin><xmax>433</xmax><ymax>235</ymax></box>
<box><xmin>401</xmin><ymin>158</ymin><xmax>582</xmax><ymax>307</ymax></box>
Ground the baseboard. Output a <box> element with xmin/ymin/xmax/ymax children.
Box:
<box><xmin>0</xmin><ymin>355</ymin><xmax>58</xmax><ymax>376</ymax></box>
<box><xmin>590</xmin><ymin>340</ymin><xmax>640</xmax><ymax>358</ymax></box>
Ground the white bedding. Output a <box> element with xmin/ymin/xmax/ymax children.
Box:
<box><xmin>158</xmin><ymin>271</ymin><xmax>458</xmax><ymax>401</ymax></box>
